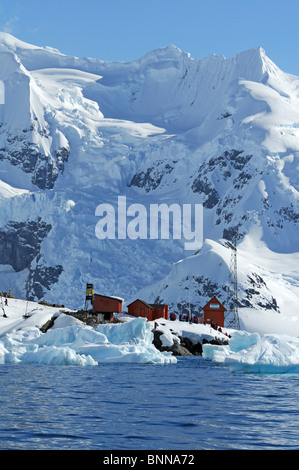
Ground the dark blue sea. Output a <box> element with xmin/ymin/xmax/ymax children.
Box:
<box><xmin>0</xmin><ymin>356</ymin><xmax>299</xmax><ymax>451</ymax></box>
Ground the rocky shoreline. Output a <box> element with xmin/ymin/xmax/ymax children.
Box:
<box><xmin>40</xmin><ymin>309</ymin><xmax>230</xmax><ymax>357</ymax></box>
<box><xmin>152</xmin><ymin>327</ymin><xmax>229</xmax><ymax>357</ymax></box>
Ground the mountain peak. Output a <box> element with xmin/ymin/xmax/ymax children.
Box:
<box><xmin>137</xmin><ymin>44</ymin><xmax>188</xmax><ymax>65</ymax></box>
<box><xmin>0</xmin><ymin>32</ymin><xmax>38</xmax><ymax>51</ymax></box>
<box><xmin>233</xmin><ymin>46</ymin><xmax>284</xmax><ymax>78</ymax></box>
<box><xmin>135</xmin><ymin>44</ymin><xmax>281</xmax><ymax>86</ymax></box>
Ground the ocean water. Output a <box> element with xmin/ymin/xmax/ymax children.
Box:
<box><xmin>0</xmin><ymin>357</ymin><xmax>299</xmax><ymax>450</ymax></box>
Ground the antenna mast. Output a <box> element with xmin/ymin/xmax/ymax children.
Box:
<box><xmin>226</xmin><ymin>229</ymin><xmax>240</xmax><ymax>329</ymax></box>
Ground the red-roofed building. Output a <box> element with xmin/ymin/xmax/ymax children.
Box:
<box><xmin>127</xmin><ymin>299</ymin><xmax>169</xmax><ymax>321</ymax></box>
<box><xmin>202</xmin><ymin>296</ymin><xmax>226</xmax><ymax>327</ymax></box>
<box><xmin>92</xmin><ymin>294</ymin><xmax>123</xmax><ymax>321</ymax></box>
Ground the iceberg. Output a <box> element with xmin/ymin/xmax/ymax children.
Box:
<box><xmin>202</xmin><ymin>330</ymin><xmax>299</xmax><ymax>374</ymax></box>
<box><xmin>0</xmin><ymin>314</ymin><xmax>176</xmax><ymax>366</ymax></box>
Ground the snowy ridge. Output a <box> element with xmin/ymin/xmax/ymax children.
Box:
<box><xmin>0</xmin><ymin>33</ymin><xmax>298</xmax><ymax>336</ymax></box>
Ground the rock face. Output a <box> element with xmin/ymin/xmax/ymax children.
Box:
<box><xmin>0</xmin><ymin>127</ymin><xmax>70</xmax><ymax>189</ymax></box>
<box><xmin>0</xmin><ymin>217</ymin><xmax>63</xmax><ymax>300</ymax></box>
<box><xmin>0</xmin><ymin>218</ymin><xmax>51</xmax><ymax>271</ymax></box>
<box><xmin>0</xmin><ymin>33</ymin><xmax>298</xmax><ymax>325</ymax></box>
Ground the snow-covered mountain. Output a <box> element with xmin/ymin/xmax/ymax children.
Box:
<box><xmin>0</xmin><ymin>32</ymin><xmax>298</xmax><ymax>331</ymax></box>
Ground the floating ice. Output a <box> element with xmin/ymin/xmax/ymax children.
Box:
<box><xmin>0</xmin><ymin>314</ymin><xmax>176</xmax><ymax>366</ymax></box>
<box><xmin>202</xmin><ymin>330</ymin><xmax>299</xmax><ymax>374</ymax></box>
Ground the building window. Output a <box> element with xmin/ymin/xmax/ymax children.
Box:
<box><xmin>210</xmin><ymin>303</ymin><xmax>220</xmax><ymax>309</ymax></box>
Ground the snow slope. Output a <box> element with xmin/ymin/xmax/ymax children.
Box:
<box><xmin>0</xmin><ymin>33</ymin><xmax>298</xmax><ymax>335</ymax></box>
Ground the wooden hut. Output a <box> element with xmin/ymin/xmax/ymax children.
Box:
<box><xmin>127</xmin><ymin>299</ymin><xmax>169</xmax><ymax>321</ymax></box>
<box><xmin>92</xmin><ymin>294</ymin><xmax>123</xmax><ymax>321</ymax></box>
<box><xmin>202</xmin><ymin>296</ymin><xmax>226</xmax><ymax>328</ymax></box>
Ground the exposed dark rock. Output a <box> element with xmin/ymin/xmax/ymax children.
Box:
<box><xmin>0</xmin><ymin>124</ymin><xmax>70</xmax><ymax>189</ymax></box>
<box><xmin>0</xmin><ymin>217</ymin><xmax>65</xmax><ymax>301</ymax></box>
<box><xmin>40</xmin><ymin>317</ymin><xmax>56</xmax><ymax>333</ymax></box>
<box><xmin>275</xmin><ymin>206</ymin><xmax>299</xmax><ymax>224</ymax></box>
<box><xmin>222</xmin><ymin>223</ymin><xmax>244</xmax><ymax>242</ymax></box>
<box><xmin>233</xmin><ymin>171</ymin><xmax>252</xmax><ymax>190</ymax></box>
<box><xmin>64</xmin><ymin>310</ymin><xmax>121</xmax><ymax>327</ymax></box>
<box><xmin>191</xmin><ymin>176</ymin><xmax>220</xmax><ymax>208</ymax></box>
<box><xmin>38</xmin><ymin>300</ymin><xmax>65</xmax><ymax>308</ymax></box>
<box><xmin>243</xmin><ymin>272</ymin><xmax>280</xmax><ymax>312</ymax></box>
<box><xmin>152</xmin><ymin>330</ymin><xmax>192</xmax><ymax>356</ymax></box>
<box><xmin>217</xmin><ymin>111</ymin><xmax>232</xmax><ymax>119</ymax></box>
<box><xmin>129</xmin><ymin>160</ymin><xmax>175</xmax><ymax>192</ymax></box>
<box><xmin>191</xmin><ymin>150</ymin><xmax>252</xmax><ymax>210</ymax></box>
<box><xmin>257</xmin><ymin>297</ymin><xmax>279</xmax><ymax>311</ymax></box>
<box><xmin>202</xmin><ymin>337</ymin><xmax>228</xmax><ymax>346</ymax></box>
<box><xmin>177</xmin><ymin>336</ymin><xmax>202</xmax><ymax>355</ymax></box>
<box><xmin>152</xmin><ymin>328</ymin><xmax>227</xmax><ymax>356</ymax></box>
<box><xmin>26</xmin><ymin>262</ymin><xmax>63</xmax><ymax>300</ymax></box>
<box><xmin>223</xmin><ymin>149</ymin><xmax>252</xmax><ymax>170</ymax></box>
<box><xmin>0</xmin><ymin>217</ymin><xmax>52</xmax><ymax>271</ymax></box>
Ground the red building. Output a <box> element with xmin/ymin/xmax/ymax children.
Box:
<box><xmin>127</xmin><ymin>299</ymin><xmax>169</xmax><ymax>321</ymax></box>
<box><xmin>92</xmin><ymin>294</ymin><xmax>123</xmax><ymax>321</ymax></box>
<box><xmin>202</xmin><ymin>296</ymin><xmax>226</xmax><ymax>327</ymax></box>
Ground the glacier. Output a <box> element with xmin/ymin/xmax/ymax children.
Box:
<box><xmin>0</xmin><ymin>33</ymin><xmax>298</xmax><ymax>335</ymax></box>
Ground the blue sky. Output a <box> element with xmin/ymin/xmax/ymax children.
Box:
<box><xmin>0</xmin><ymin>0</ymin><xmax>299</xmax><ymax>75</ymax></box>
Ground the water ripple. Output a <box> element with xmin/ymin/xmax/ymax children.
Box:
<box><xmin>0</xmin><ymin>360</ymin><xmax>299</xmax><ymax>449</ymax></box>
